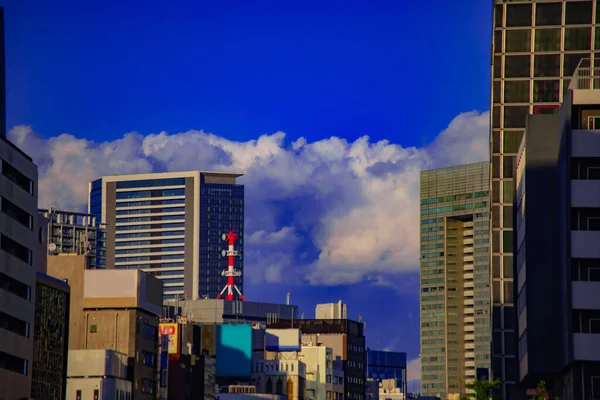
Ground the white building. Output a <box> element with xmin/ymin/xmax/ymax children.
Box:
<box><xmin>251</xmin><ymin>359</ymin><xmax>306</xmax><ymax>399</ymax></box>
<box><xmin>298</xmin><ymin>345</ymin><xmax>344</xmax><ymax>400</ymax></box>
<box><xmin>315</xmin><ymin>300</ymin><xmax>347</xmax><ymax>320</ymax></box>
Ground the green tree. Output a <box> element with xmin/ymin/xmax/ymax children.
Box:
<box><xmin>462</xmin><ymin>378</ymin><xmax>501</xmax><ymax>400</ymax></box>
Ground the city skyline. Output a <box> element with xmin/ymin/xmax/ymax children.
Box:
<box><xmin>3</xmin><ymin>0</ymin><xmax>495</xmax><ymax>389</ymax></box>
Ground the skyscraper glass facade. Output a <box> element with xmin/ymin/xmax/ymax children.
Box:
<box><xmin>490</xmin><ymin>2</ymin><xmax>600</xmax><ymax>398</ymax></box>
<box><xmin>420</xmin><ymin>162</ymin><xmax>490</xmax><ymax>399</ymax></box>
<box><xmin>198</xmin><ymin>178</ymin><xmax>244</xmax><ymax>299</ymax></box>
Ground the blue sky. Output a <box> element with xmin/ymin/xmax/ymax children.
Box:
<box><xmin>4</xmin><ymin>0</ymin><xmax>492</xmax><ymax>380</ymax></box>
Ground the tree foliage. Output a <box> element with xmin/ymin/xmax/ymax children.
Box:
<box><xmin>463</xmin><ymin>378</ymin><xmax>501</xmax><ymax>400</ymax></box>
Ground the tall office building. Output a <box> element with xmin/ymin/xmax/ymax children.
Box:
<box><xmin>491</xmin><ymin>2</ymin><xmax>599</xmax><ymax>398</ymax></box>
<box><xmin>88</xmin><ymin>171</ymin><xmax>245</xmax><ymax>301</ymax></box>
<box><xmin>419</xmin><ymin>162</ymin><xmax>490</xmax><ymax>399</ymax></box>
<box><xmin>514</xmin><ymin>61</ymin><xmax>600</xmax><ymax>399</ymax></box>
<box><xmin>0</xmin><ymin>6</ymin><xmax>40</xmax><ymax>398</ymax></box>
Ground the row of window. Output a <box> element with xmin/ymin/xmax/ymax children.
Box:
<box><xmin>1</xmin><ymin>160</ymin><xmax>34</xmax><ymax>196</ymax></box>
<box><xmin>0</xmin><ymin>350</ymin><xmax>28</xmax><ymax>375</ymax></box>
<box><xmin>495</xmin><ymin>27</ymin><xmax>600</xmax><ymax>54</ymax></box>
<box><xmin>1</xmin><ymin>197</ymin><xmax>33</xmax><ymax>230</ymax></box>
<box><xmin>115</xmin><ymin>246</ymin><xmax>184</xmax><ymax>255</ymax></box>
<box><xmin>116</xmin><ymin>206</ymin><xmax>185</xmax><ymax>216</ymax></box>
<box><xmin>0</xmin><ymin>272</ymin><xmax>31</xmax><ymax>301</ymax></box>
<box><xmin>116</xmin><ymin>231</ymin><xmax>185</xmax><ymax>240</ymax></box>
<box><xmin>116</xmin><ymin>214</ymin><xmax>184</xmax><ymax>223</ymax></box>
<box><xmin>115</xmin><ymin>262</ymin><xmax>184</xmax><ymax>269</ymax></box>
<box><xmin>115</xmin><ymin>222</ymin><xmax>185</xmax><ymax>231</ymax></box>
<box><xmin>116</xmin><ymin>177</ymin><xmax>186</xmax><ymax>189</ymax></box>
<box><xmin>116</xmin><ymin>238</ymin><xmax>184</xmax><ymax>247</ymax></box>
<box><xmin>116</xmin><ymin>199</ymin><xmax>185</xmax><ymax>208</ymax></box>
<box><xmin>493</xmin><ymin>53</ymin><xmax>593</xmax><ymax>81</ymax></box>
<box><xmin>0</xmin><ymin>233</ymin><xmax>33</xmax><ymax>266</ymax></box>
<box><xmin>421</xmin><ymin>191</ymin><xmax>489</xmax><ymax>206</ymax></box>
<box><xmin>116</xmin><ymin>189</ymin><xmax>185</xmax><ymax>199</ymax></box>
<box><xmin>496</xmin><ymin>2</ymin><xmax>597</xmax><ymax>28</ymax></box>
<box><xmin>116</xmin><ymin>254</ymin><xmax>184</xmax><ymax>263</ymax></box>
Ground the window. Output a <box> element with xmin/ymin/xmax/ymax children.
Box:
<box><xmin>494</xmin><ymin>31</ymin><xmax>503</xmax><ymax>53</ymax></box>
<box><xmin>503</xmin><ymin>231</ymin><xmax>514</xmax><ymax>253</ymax></box>
<box><xmin>0</xmin><ymin>272</ymin><xmax>31</xmax><ymax>301</ymax></box>
<box><xmin>494</xmin><ymin>56</ymin><xmax>502</xmax><ymax>79</ymax></box>
<box><xmin>141</xmin><ymin>378</ymin><xmax>155</xmax><ymax>394</ymax></box>
<box><xmin>535</xmin><ymin>3</ymin><xmax>562</xmax><ymax>26</ymax></box>
<box><xmin>565</xmin><ymin>1</ymin><xmax>592</xmax><ymax>25</ymax></box>
<box><xmin>0</xmin><ymin>310</ymin><xmax>30</xmax><ymax>337</ymax></box>
<box><xmin>505</xmin><ymin>3</ymin><xmax>532</xmax><ymax>27</ymax></box>
<box><xmin>533</xmin><ymin>105</ymin><xmax>560</xmax><ymax>115</ymax></box>
<box><xmin>533</xmin><ymin>80</ymin><xmax>560</xmax><ymax>103</ymax></box>
<box><xmin>493</xmin><ymin>81</ymin><xmax>501</xmax><ymax>103</ymax></box>
<box><xmin>143</xmin><ymin>323</ymin><xmax>158</xmax><ymax>341</ymax></box>
<box><xmin>504</xmin><ymin>81</ymin><xmax>529</xmax><ymax>103</ymax></box>
<box><xmin>142</xmin><ymin>351</ymin><xmax>157</xmax><ymax>368</ymax></box>
<box><xmin>503</xmin><ymin>131</ymin><xmax>523</xmax><ymax>154</ymax></box>
<box><xmin>564</xmin><ymin>28</ymin><xmax>591</xmax><ymax>51</ymax></box>
<box><xmin>495</xmin><ymin>5</ymin><xmax>503</xmax><ymax>28</ymax></box>
<box><xmin>504</xmin><ymin>107</ymin><xmax>529</xmax><ymax>129</ymax></box>
<box><xmin>503</xmin><ymin>206</ymin><xmax>514</xmax><ymax>229</ymax></box>
<box><xmin>492</xmin><ymin>131</ymin><xmax>501</xmax><ymax>154</ymax></box>
<box><xmin>534</xmin><ymin>54</ymin><xmax>560</xmax><ymax>77</ymax></box>
<box><xmin>0</xmin><ymin>233</ymin><xmax>32</xmax><ymax>265</ymax></box>
<box><xmin>90</xmin><ymin>324</ymin><xmax>97</xmax><ymax>333</ymax></box>
<box><xmin>1</xmin><ymin>160</ymin><xmax>34</xmax><ymax>195</ymax></box>
<box><xmin>0</xmin><ymin>350</ymin><xmax>28</xmax><ymax>375</ymax></box>
<box><xmin>76</xmin><ymin>390</ymin><xmax>82</xmax><ymax>400</ymax></box>
<box><xmin>505</xmin><ymin>56</ymin><xmax>531</xmax><ymax>78</ymax></box>
<box><xmin>534</xmin><ymin>28</ymin><xmax>560</xmax><ymax>52</ymax></box>
<box><xmin>0</xmin><ymin>197</ymin><xmax>33</xmax><ymax>230</ymax></box>
<box><xmin>493</xmin><ymin>281</ymin><xmax>501</xmax><ymax>304</ymax></box>
<box><xmin>505</xmin><ymin>30</ymin><xmax>531</xmax><ymax>53</ymax></box>
<box><xmin>564</xmin><ymin>53</ymin><xmax>589</xmax><ymax>77</ymax></box>
<box><xmin>93</xmin><ymin>389</ymin><xmax>99</xmax><ymax>400</ymax></box>
<box><xmin>503</xmin><ymin>256</ymin><xmax>514</xmax><ymax>279</ymax></box>
<box><xmin>504</xmin><ymin>281</ymin><xmax>514</xmax><ymax>304</ymax></box>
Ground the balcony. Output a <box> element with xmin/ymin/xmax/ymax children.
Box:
<box><xmin>573</xmin><ymin>334</ymin><xmax>600</xmax><ymax>361</ymax></box>
<box><xmin>571</xmin><ymin>181</ymin><xmax>600</xmax><ymax>208</ymax></box>
<box><xmin>571</xmin><ymin>231</ymin><xmax>600</xmax><ymax>258</ymax></box>
<box><xmin>572</xmin><ymin>282</ymin><xmax>600</xmax><ymax>310</ymax></box>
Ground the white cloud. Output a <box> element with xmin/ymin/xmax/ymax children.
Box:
<box><xmin>406</xmin><ymin>356</ymin><xmax>421</xmax><ymax>393</ymax></box>
<box><xmin>8</xmin><ymin>110</ymin><xmax>489</xmax><ymax>285</ymax></box>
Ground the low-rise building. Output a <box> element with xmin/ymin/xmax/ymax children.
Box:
<box><xmin>66</xmin><ymin>349</ymin><xmax>131</xmax><ymax>399</ymax></box>
<box><xmin>251</xmin><ymin>359</ymin><xmax>306</xmax><ymax>399</ymax></box>
<box><xmin>299</xmin><ymin>345</ymin><xmax>343</xmax><ymax>400</ymax></box>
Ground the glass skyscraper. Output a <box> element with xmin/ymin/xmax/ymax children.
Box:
<box><xmin>420</xmin><ymin>162</ymin><xmax>490</xmax><ymax>399</ymax></box>
<box><xmin>490</xmin><ymin>2</ymin><xmax>599</xmax><ymax>398</ymax></box>
<box><xmin>88</xmin><ymin>171</ymin><xmax>244</xmax><ymax>301</ymax></box>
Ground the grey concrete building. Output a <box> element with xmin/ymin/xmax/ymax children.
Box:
<box><xmin>88</xmin><ymin>171</ymin><xmax>245</xmax><ymax>301</ymax></box>
<box><xmin>419</xmin><ymin>162</ymin><xmax>490</xmax><ymax>399</ymax></box>
<box><xmin>0</xmin><ymin>132</ymin><xmax>39</xmax><ymax>399</ymax></box>
<box><xmin>490</xmin><ymin>2</ymin><xmax>600</xmax><ymax>398</ymax></box>
<box><xmin>39</xmin><ymin>208</ymin><xmax>106</xmax><ymax>269</ymax></box>
<box><xmin>514</xmin><ymin>58</ymin><xmax>600</xmax><ymax>399</ymax></box>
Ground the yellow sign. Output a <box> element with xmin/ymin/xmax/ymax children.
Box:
<box><xmin>159</xmin><ymin>323</ymin><xmax>179</xmax><ymax>355</ymax></box>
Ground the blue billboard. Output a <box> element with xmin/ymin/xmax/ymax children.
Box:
<box><xmin>216</xmin><ymin>324</ymin><xmax>252</xmax><ymax>377</ymax></box>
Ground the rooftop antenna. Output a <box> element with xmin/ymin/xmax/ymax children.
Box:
<box><xmin>286</xmin><ymin>292</ymin><xmax>292</xmax><ymax>305</ymax></box>
<box><xmin>216</xmin><ymin>229</ymin><xmax>245</xmax><ymax>301</ymax></box>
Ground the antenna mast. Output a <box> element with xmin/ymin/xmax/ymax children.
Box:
<box><xmin>216</xmin><ymin>229</ymin><xmax>245</xmax><ymax>302</ymax></box>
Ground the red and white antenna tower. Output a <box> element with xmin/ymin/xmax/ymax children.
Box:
<box><xmin>216</xmin><ymin>229</ymin><xmax>245</xmax><ymax>301</ymax></box>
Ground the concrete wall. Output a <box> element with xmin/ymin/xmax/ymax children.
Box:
<box><xmin>66</xmin><ymin>376</ymin><xmax>132</xmax><ymax>400</ymax></box>
<box><xmin>0</xmin><ymin>137</ymin><xmax>39</xmax><ymax>399</ymax></box>
<box><xmin>68</xmin><ymin>349</ymin><xmax>128</xmax><ymax>379</ymax></box>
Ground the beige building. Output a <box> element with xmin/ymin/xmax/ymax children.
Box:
<box><xmin>0</xmin><ymin>126</ymin><xmax>39</xmax><ymax>398</ymax></box>
<box><xmin>298</xmin><ymin>345</ymin><xmax>344</xmax><ymax>400</ymax></box>
<box><xmin>315</xmin><ymin>301</ymin><xmax>347</xmax><ymax>320</ymax></box>
<box><xmin>419</xmin><ymin>163</ymin><xmax>491</xmax><ymax>399</ymax></box>
<box><xmin>251</xmin><ymin>359</ymin><xmax>306</xmax><ymax>399</ymax></box>
<box><xmin>66</xmin><ymin>349</ymin><xmax>132</xmax><ymax>400</ymax></box>
<box><xmin>47</xmin><ymin>255</ymin><xmax>163</xmax><ymax>400</ymax></box>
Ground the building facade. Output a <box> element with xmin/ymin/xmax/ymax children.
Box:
<box><xmin>299</xmin><ymin>345</ymin><xmax>344</xmax><ymax>400</ymax></box>
<box><xmin>39</xmin><ymin>208</ymin><xmax>106</xmax><ymax>268</ymax></box>
<box><xmin>366</xmin><ymin>349</ymin><xmax>407</xmax><ymax>396</ymax></box>
<box><xmin>31</xmin><ymin>272</ymin><xmax>70</xmax><ymax>400</ymax></box>
<box><xmin>514</xmin><ymin>63</ymin><xmax>600</xmax><ymax>399</ymax></box>
<box><xmin>490</xmin><ymin>2</ymin><xmax>600</xmax><ymax>398</ymax></box>
<box><xmin>419</xmin><ymin>162</ymin><xmax>491</xmax><ymax>399</ymax></box>
<box><xmin>252</xmin><ymin>359</ymin><xmax>307</xmax><ymax>399</ymax></box>
<box><xmin>0</xmin><ymin>122</ymin><xmax>39</xmax><ymax>399</ymax></box>
<box><xmin>88</xmin><ymin>171</ymin><xmax>245</xmax><ymax>301</ymax></box>
<box><xmin>268</xmin><ymin>319</ymin><xmax>366</xmax><ymax>400</ymax></box>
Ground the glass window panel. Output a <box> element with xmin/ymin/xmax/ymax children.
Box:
<box><xmin>492</xmin><ymin>157</ymin><xmax>501</xmax><ymax>179</ymax></box>
<box><xmin>493</xmin><ymin>256</ymin><xmax>501</xmax><ymax>278</ymax></box>
<box><xmin>505</xmin><ymin>56</ymin><xmax>530</xmax><ymax>78</ymax></box>
<box><xmin>503</xmin><ymin>231</ymin><xmax>514</xmax><ymax>253</ymax></box>
<box><xmin>494</xmin><ymin>30</ymin><xmax>503</xmax><ymax>53</ymax></box>
<box><xmin>493</xmin><ymin>106</ymin><xmax>501</xmax><ymax>129</ymax></box>
<box><xmin>495</xmin><ymin>5</ymin><xmax>504</xmax><ymax>28</ymax></box>
<box><xmin>503</xmin><ymin>256</ymin><xmax>514</xmax><ymax>279</ymax></box>
<box><xmin>597</xmin><ymin>5</ymin><xmax>600</xmax><ymax>24</ymax></box>
<box><xmin>534</xmin><ymin>29</ymin><xmax>561</xmax><ymax>52</ymax></box>
<box><xmin>503</xmin><ymin>156</ymin><xmax>515</xmax><ymax>179</ymax></box>
<box><xmin>493</xmin><ymin>180</ymin><xmax>501</xmax><ymax>203</ymax></box>
<box><xmin>503</xmin><ymin>206</ymin><xmax>514</xmax><ymax>228</ymax></box>
<box><xmin>506</xmin><ymin>4</ymin><xmax>532</xmax><ymax>27</ymax></box>
<box><xmin>564</xmin><ymin>28</ymin><xmax>591</xmax><ymax>51</ymax></box>
<box><xmin>595</xmin><ymin>28</ymin><xmax>600</xmax><ymax>50</ymax></box>
<box><xmin>504</xmin><ymin>81</ymin><xmax>530</xmax><ymax>103</ymax></box>
<box><xmin>504</xmin><ymin>281</ymin><xmax>515</xmax><ymax>304</ymax></box>
<box><xmin>503</xmin><ymin>107</ymin><xmax>529</xmax><ymax>129</ymax></box>
<box><xmin>493</xmin><ymin>281</ymin><xmax>502</xmax><ymax>304</ymax></box>
<box><xmin>492</xmin><ymin>130</ymin><xmax>501</xmax><ymax>154</ymax></box>
<box><xmin>534</xmin><ymin>54</ymin><xmax>560</xmax><ymax>77</ymax></box>
<box><xmin>535</xmin><ymin>3</ymin><xmax>562</xmax><ymax>26</ymax></box>
<box><xmin>506</xmin><ymin>30</ymin><xmax>531</xmax><ymax>53</ymax></box>
<box><xmin>533</xmin><ymin>80</ymin><xmax>560</xmax><ymax>103</ymax></box>
<box><xmin>494</xmin><ymin>56</ymin><xmax>502</xmax><ymax>78</ymax></box>
<box><xmin>503</xmin><ymin>181</ymin><xmax>514</xmax><ymax>203</ymax></box>
<box><xmin>564</xmin><ymin>53</ymin><xmax>589</xmax><ymax>77</ymax></box>
<box><xmin>492</xmin><ymin>206</ymin><xmax>501</xmax><ymax>228</ymax></box>
<box><xmin>493</xmin><ymin>81</ymin><xmax>501</xmax><ymax>104</ymax></box>
<box><xmin>565</xmin><ymin>2</ymin><xmax>593</xmax><ymax>25</ymax></box>
<box><xmin>503</xmin><ymin>131</ymin><xmax>523</xmax><ymax>154</ymax></box>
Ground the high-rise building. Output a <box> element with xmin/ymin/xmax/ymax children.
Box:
<box><xmin>419</xmin><ymin>162</ymin><xmax>490</xmax><ymax>399</ymax></box>
<box><xmin>88</xmin><ymin>171</ymin><xmax>245</xmax><ymax>301</ymax></box>
<box><xmin>39</xmin><ymin>208</ymin><xmax>107</xmax><ymax>268</ymax></box>
<box><xmin>366</xmin><ymin>349</ymin><xmax>407</xmax><ymax>396</ymax></box>
<box><xmin>490</xmin><ymin>2</ymin><xmax>598</xmax><ymax>398</ymax></box>
<box><xmin>0</xmin><ymin>6</ymin><xmax>5</xmax><ymax>139</ymax></box>
<box><xmin>514</xmin><ymin>60</ymin><xmax>600</xmax><ymax>399</ymax></box>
